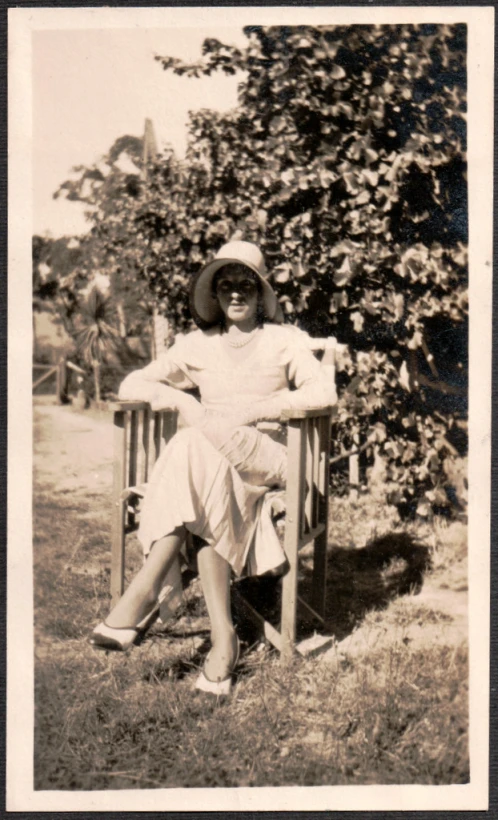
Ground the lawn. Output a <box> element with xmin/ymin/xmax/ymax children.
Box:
<box><xmin>33</xmin><ymin>402</ymin><xmax>469</xmax><ymax>789</ymax></box>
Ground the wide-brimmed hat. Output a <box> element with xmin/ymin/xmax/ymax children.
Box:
<box><xmin>189</xmin><ymin>241</ymin><xmax>284</xmax><ymax>326</ymax></box>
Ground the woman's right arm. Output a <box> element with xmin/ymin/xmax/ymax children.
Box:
<box><xmin>119</xmin><ymin>333</ymin><xmax>196</xmax><ymax>404</ymax></box>
<box><xmin>119</xmin><ymin>352</ymin><xmax>208</xmax><ymax>426</ymax></box>
<box><xmin>119</xmin><ymin>358</ymin><xmax>183</xmax><ymax>404</ymax></box>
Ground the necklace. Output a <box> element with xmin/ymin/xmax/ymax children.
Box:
<box><xmin>224</xmin><ymin>327</ymin><xmax>259</xmax><ymax>348</ymax></box>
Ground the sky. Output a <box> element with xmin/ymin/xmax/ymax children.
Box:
<box><xmin>32</xmin><ymin>27</ymin><xmax>248</xmax><ymax>237</ymax></box>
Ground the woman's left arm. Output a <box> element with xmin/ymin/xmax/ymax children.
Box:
<box><xmin>285</xmin><ymin>341</ymin><xmax>338</xmax><ymax>410</ymax></box>
<box><xmin>224</xmin><ymin>334</ymin><xmax>338</xmax><ymax>427</ymax></box>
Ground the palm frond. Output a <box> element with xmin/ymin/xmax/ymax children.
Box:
<box><xmin>76</xmin><ymin>287</ymin><xmax>121</xmax><ymax>365</ymax></box>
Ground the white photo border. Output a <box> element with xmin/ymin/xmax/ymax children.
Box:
<box><xmin>8</xmin><ymin>4</ymin><xmax>493</xmax><ymax>812</ymax></box>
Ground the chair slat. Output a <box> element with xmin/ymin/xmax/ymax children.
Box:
<box><xmin>153</xmin><ymin>413</ymin><xmax>162</xmax><ymax>461</ymax></box>
<box><xmin>298</xmin><ymin>418</ymin><xmax>309</xmax><ymax>542</ymax></box>
<box><xmin>312</xmin><ymin>417</ymin><xmax>321</xmax><ymax>528</ymax></box>
<box><xmin>298</xmin><ymin>522</ymin><xmax>326</xmax><ymax>550</ymax></box>
<box><xmin>311</xmin><ymin>413</ymin><xmax>331</xmax><ymax>619</ymax></box>
<box><xmin>162</xmin><ymin>410</ymin><xmax>178</xmax><ymax>445</ymax></box>
<box><xmin>304</xmin><ymin>419</ymin><xmax>314</xmax><ymax>538</ymax></box>
<box><xmin>126</xmin><ymin>411</ymin><xmax>139</xmax><ymax>530</ymax></box>
<box><xmin>140</xmin><ymin>408</ymin><xmax>150</xmax><ymax>484</ymax></box>
<box><xmin>128</xmin><ymin>411</ymin><xmax>139</xmax><ymax>488</ymax></box>
<box><xmin>319</xmin><ymin>415</ymin><xmax>328</xmax><ymax>497</ymax></box>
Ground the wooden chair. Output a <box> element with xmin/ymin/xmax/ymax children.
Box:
<box><xmin>109</xmin><ymin>349</ymin><xmax>335</xmax><ymax>661</ymax></box>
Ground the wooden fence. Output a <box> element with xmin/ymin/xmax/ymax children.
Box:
<box><xmin>33</xmin><ymin>358</ymin><xmax>85</xmax><ymax>404</ymax></box>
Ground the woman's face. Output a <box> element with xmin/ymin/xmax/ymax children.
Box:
<box><xmin>214</xmin><ymin>265</ymin><xmax>260</xmax><ymax>327</ymax></box>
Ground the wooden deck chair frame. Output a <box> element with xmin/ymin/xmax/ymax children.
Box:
<box><xmin>109</xmin><ymin>357</ymin><xmax>334</xmax><ymax>661</ymax></box>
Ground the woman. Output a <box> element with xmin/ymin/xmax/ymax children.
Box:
<box><xmin>91</xmin><ymin>241</ymin><xmax>337</xmax><ymax>694</ymax></box>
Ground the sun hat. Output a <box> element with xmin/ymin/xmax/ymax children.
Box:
<box><xmin>189</xmin><ymin>241</ymin><xmax>284</xmax><ymax>326</ymax></box>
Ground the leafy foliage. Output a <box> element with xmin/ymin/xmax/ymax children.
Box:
<box><xmin>157</xmin><ymin>24</ymin><xmax>467</xmax><ymax>515</ymax></box>
<box><xmin>74</xmin><ymin>287</ymin><xmax>121</xmax><ymax>402</ymax></box>
<box><xmin>32</xmin><ymin>235</ymin><xmax>86</xmax><ymax>332</ymax></box>
<box><xmin>51</xmin><ymin>24</ymin><xmax>468</xmax><ymax>514</ymax></box>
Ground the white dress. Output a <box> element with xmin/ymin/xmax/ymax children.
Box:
<box><xmin>119</xmin><ymin>324</ymin><xmax>336</xmax><ymax>577</ymax></box>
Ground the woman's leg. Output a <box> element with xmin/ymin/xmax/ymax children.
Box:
<box><xmin>197</xmin><ymin>544</ymin><xmax>238</xmax><ymax>681</ymax></box>
<box><xmin>106</xmin><ymin>526</ymin><xmax>186</xmax><ymax>628</ymax></box>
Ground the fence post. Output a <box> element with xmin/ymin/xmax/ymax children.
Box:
<box><xmin>56</xmin><ymin>357</ymin><xmax>67</xmax><ymax>405</ymax></box>
<box><xmin>55</xmin><ymin>361</ymin><xmax>61</xmax><ymax>404</ymax></box>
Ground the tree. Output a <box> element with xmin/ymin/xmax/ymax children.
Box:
<box><xmin>74</xmin><ymin>287</ymin><xmax>121</xmax><ymax>404</ymax></box>
<box><xmin>53</xmin><ymin>135</ymin><xmax>153</xmax><ymax>338</ymax></box>
<box><xmin>51</xmin><ymin>25</ymin><xmax>468</xmax><ymax>513</ymax></box>
<box><xmin>53</xmin><ymin>135</ymin><xmax>189</xmax><ymax>354</ymax></box>
<box><xmin>32</xmin><ymin>234</ymin><xmax>86</xmax><ymax>333</ymax></box>
<box><xmin>154</xmin><ymin>24</ymin><xmax>468</xmax><ymax>515</ymax></box>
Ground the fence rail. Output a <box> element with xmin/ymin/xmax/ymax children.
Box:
<box><xmin>33</xmin><ymin>358</ymin><xmax>84</xmax><ymax>404</ymax></box>
<box><xmin>33</xmin><ymin>364</ymin><xmax>59</xmax><ymax>391</ymax></box>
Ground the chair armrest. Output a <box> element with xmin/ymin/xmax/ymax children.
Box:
<box><xmin>280</xmin><ymin>406</ymin><xmax>334</xmax><ymax>421</ymax></box>
<box><xmin>109</xmin><ymin>400</ymin><xmax>180</xmax><ymax>417</ymax></box>
<box><xmin>109</xmin><ymin>400</ymin><xmax>151</xmax><ymax>412</ymax></box>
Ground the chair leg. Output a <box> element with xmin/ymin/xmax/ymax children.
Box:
<box><xmin>280</xmin><ymin>419</ymin><xmax>305</xmax><ymax>661</ymax></box>
<box><xmin>280</xmin><ymin>535</ymin><xmax>299</xmax><ymax>661</ymax></box>
<box><xmin>112</xmin><ymin>409</ymin><xmax>127</xmax><ymax>607</ymax></box>
<box><xmin>111</xmin><ymin>498</ymin><xmax>126</xmax><ymax>607</ymax></box>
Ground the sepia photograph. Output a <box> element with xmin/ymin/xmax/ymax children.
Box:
<box><xmin>7</xmin><ymin>4</ymin><xmax>492</xmax><ymax>812</ymax></box>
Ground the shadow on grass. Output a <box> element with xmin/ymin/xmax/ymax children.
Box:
<box><xmin>234</xmin><ymin>532</ymin><xmax>432</xmax><ymax>646</ymax></box>
<box><xmin>321</xmin><ymin>532</ymin><xmax>432</xmax><ymax>640</ymax></box>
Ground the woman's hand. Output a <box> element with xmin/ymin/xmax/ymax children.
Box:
<box><xmin>149</xmin><ymin>385</ymin><xmax>206</xmax><ymax>426</ymax></box>
<box><xmin>225</xmin><ymin>394</ymin><xmax>294</xmax><ymax>426</ymax></box>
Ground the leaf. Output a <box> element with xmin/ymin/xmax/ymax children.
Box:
<box><xmin>256</xmin><ymin>209</ymin><xmax>268</xmax><ymax>227</ymax></box>
<box><xmin>292</xmin><ymin>259</ymin><xmax>306</xmax><ymax>278</ymax></box>
<box><xmin>350</xmin><ymin>311</ymin><xmax>364</xmax><ymax>333</ymax></box>
<box><xmin>333</xmin><ymin>256</ymin><xmax>354</xmax><ymax>287</ymax></box>
<box><xmin>393</xmin><ymin>293</ymin><xmax>405</xmax><ymax>321</ymax></box>
<box><xmin>398</xmin><ymin>361</ymin><xmax>412</xmax><ymax>392</ymax></box>
<box><xmin>356</xmin><ymin>189</ymin><xmax>371</xmax><ymax>206</ymax></box>
<box><xmin>416</xmin><ymin>502</ymin><xmax>431</xmax><ymax>518</ymax></box>
<box><xmin>343</xmin><ymin>172</ymin><xmax>360</xmax><ymax>195</ymax></box>
<box><xmin>334</xmin><ymin>101</ymin><xmax>354</xmax><ymax>119</ymax></box>
<box><xmin>364</xmin><ymin>148</ymin><xmax>379</xmax><ymax>165</ymax></box>
<box><xmin>330</xmin><ymin>240</ymin><xmax>359</xmax><ymax>258</ymax></box>
<box><xmin>281</xmin><ymin>169</ymin><xmax>295</xmax><ymax>186</ymax></box>
<box><xmin>401</xmin><ymin>413</ymin><xmax>417</xmax><ymax>428</ymax></box>
<box><xmin>374</xmin><ymin>422</ymin><xmax>387</xmax><ymax>442</ymax></box>
<box><xmin>362</xmin><ymin>169</ymin><xmax>379</xmax><ymax>187</ymax></box>
<box><xmin>273</xmin><ymin>263</ymin><xmax>291</xmax><ymax>283</ymax></box>
<box><xmin>330</xmin><ymin>65</ymin><xmax>346</xmax><ymax>80</ymax></box>
<box><xmin>319</xmin><ymin>169</ymin><xmax>337</xmax><ymax>188</ymax></box>
<box><xmin>407</xmin><ymin>330</ymin><xmax>423</xmax><ymax>350</ymax></box>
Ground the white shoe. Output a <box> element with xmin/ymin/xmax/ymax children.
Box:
<box><xmin>194</xmin><ymin>636</ymin><xmax>240</xmax><ymax>696</ymax></box>
<box><xmin>89</xmin><ymin>606</ymin><xmax>159</xmax><ymax>652</ymax></box>
<box><xmin>194</xmin><ymin>670</ymin><xmax>234</xmax><ymax>696</ymax></box>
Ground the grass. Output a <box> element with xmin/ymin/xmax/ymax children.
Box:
<box><xmin>33</xmin><ymin>405</ymin><xmax>469</xmax><ymax>790</ymax></box>
<box><xmin>35</xmin><ymin>641</ymin><xmax>468</xmax><ymax>789</ymax></box>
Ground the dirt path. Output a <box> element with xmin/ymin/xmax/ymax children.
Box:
<box><xmin>34</xmin><ymin>401</ymin><xmax>114</xmax><ymax>497</ymax></box>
